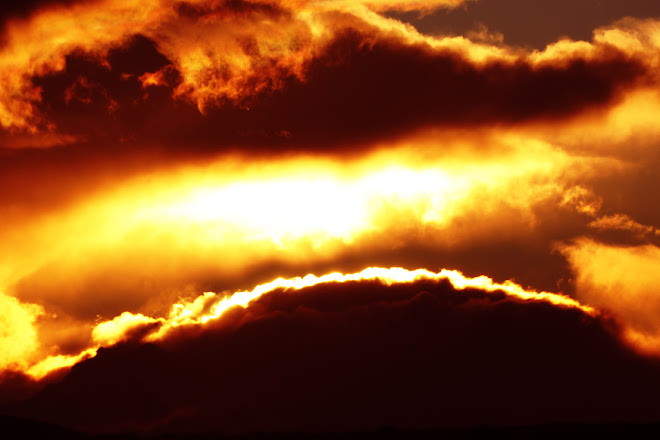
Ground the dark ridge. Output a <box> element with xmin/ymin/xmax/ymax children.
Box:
<box><xmin>0</xmin><ymin>413</ymin><xmax>87</xmax><ymax>439</ymax></box>
<box><xmin>9</xmin><ymin>278</ymin><xmax>660</xmax><ymax>433</ymax></box>
<box><xmin>2</xmin><ymin>415</ymin><xmax>660</xmax><ymax>440</ymax></box>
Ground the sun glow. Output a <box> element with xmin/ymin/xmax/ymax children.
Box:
<box><xmin>147</xmin><ymin>266</ymin><xmax>594</xmax><ymax>340</ymax></box>
<box><xmin>148</xmin><ymin>166</ymin><xmax>459</xmax><ymax>244</ymax></box>
<box><xmin>5</xmin><ymin>0</ymin><xmax>660</xmax><ymax>431</ymax></box>
<box><xmin>1</xmin><ymin>138</ymin><xmax>574</xmax><ymax>290</ymax></box>
<box><xmin>0</xmin><ymin>139</ymin><xmax>598</xmax><ymax>379</ymax></box>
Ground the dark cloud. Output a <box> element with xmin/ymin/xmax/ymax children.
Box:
<box><xmin>31</xmin><ymin>34</ymin><xmax>174</xmax><ymax>139</ymax></box>
<box><xmin>7</xmin><ymin>190</ymin><xmax>587</xmax><ymax>323</ymax></box>
<box><xmin>0</xmin><ymin>0</ymin><xmax>86</xmax><ymax>27</ymax></box>
<box><xmin>174</xmin><ymin>0</ymin><xmax>290</xmax><ymax>21</ymax></box>
<box><xmin>3</xmin><ymin>5</ymin><xmax>660</xmax><ymax>436</ymax></box>
<box><xmin>0</xmin><ymin>372</ymin><xmax>42</xmax><ymax>407</ymax></box>
<box><xmin>7</xmin><ymin>278</ymin><xmax>660</xmax><ymax>434</ymax></box>
<box><xmin>18</xmin><ymin>26</ymin><xmax>643</xmax><ymax>153</ymax></box>
<box><xmin>236</xmin><ymin>30</ymin><xmax>645</xmax><ymax>148</ymax></box>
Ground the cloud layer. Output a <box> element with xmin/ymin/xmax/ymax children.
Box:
<box><xmin>2</xmin><ymin>1</ymin><xmax>660</xmax><ymax>434</ymax></box>
<box><xmin>9</xmin><ymin>273</ymin><xmax>660</xmax><ymax>433</ymax></box>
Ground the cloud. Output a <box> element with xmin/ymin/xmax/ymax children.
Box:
<box><xmin>0</xmin><ymin>139</ymin><xmax>596</xmax><ymax>327</ymax></box>
<box><xmin>8</xmin><ymin>271</ymin><xmax>660</xmax><ymax>434</ymax></box>
<box><xmin>559</xmin><ymin>239</ymin><xmax>660</xmax><ymax>354</ymax></box>
<box><xmin>3</xmin><ymin>3</ymin><xmax>660</xmax><ymax>434</ymax></box>
<box><xmin>0</xmin><ymin>371</ymin><xmax>42</xmax><ymax>407</ymax></box>
<box><xmin>0</xmin><ymin>46</ymin><xmax>649</xmax><ymax>382</ymax></box>
<box><xmin>141</xmin><ymin>266</ymin><xmax>591</xmax><ymax>344</ymax></box>
<box><xmin>0</xmin><ymin>0</ymin><xmax>466</xmax><ymax>133</ymax></box>
<box><xmin>588</xmin><ymin>214</ymin><xmax>658</xmax><ymax>238</ymax></box>
<box><xmin>0</xmin><ymin>294</ymin><xmax>43</xmax><ymax>370</ymax></box>
<box><xmin>0</xmin><ymin>0</ymin><xmax>657</xmax><ymax>149</ymax></box>
<box><xmin>558</xmin><ymin>183</ymin><xmax>660</xmax><ymax>246</ymax></box>
<box><xmin>91</xmin><ymin>312</ymin><xmax>161</xmax><ymax>347</ymax></box>
<box><xmin>7</xmin><ymin>265</ymin><xmax>590</xmax><ymax>381</ymax></box>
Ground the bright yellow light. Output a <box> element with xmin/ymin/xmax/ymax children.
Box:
<box><xmin>0</xmin><ymin>136</ymin><xmax>603</xmax><ymax>380</ymax></box>
<box><xmin>26</xmin><ymin>348</ymin><xmax>98</xmax><ymax>380</ymax></box>
<box><xmin>147</xmin><ymin>166</ymin><xmax>459</xmax><ymax>245</ymax></box>
<box><xmin>0</xmin><ymin>293</ymin><xmax>44</xmax><ymax>370</ymax></box>
<box><xmin>13</xmin><ymin>264</ymin><xmax>593</xmax><ymax>380</ymax></box>
<box><xmin>150</xmin><ymin>266</ymin><xmax>593</xmax><ymax>339</ymax></box>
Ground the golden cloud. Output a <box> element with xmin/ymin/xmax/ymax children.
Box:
<box><xmin>560</xmin><ymin>239</ymin><xmax>660</xmax><ymax>355</ymax></box>
<box><xmin>0</xmin><ymin>293</ymin><xmax>43</xmax><ymax>370</ymax></box>
<box><xmin>0</xmin><ymin>0</ymin><xmax>658</xmax><ymax>137</ymax></box>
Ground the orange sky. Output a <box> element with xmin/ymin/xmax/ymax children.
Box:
<box><xmin>2</xmin><ymin>0</ymin><xmax>660</xmax><ymax>434</ymax></box>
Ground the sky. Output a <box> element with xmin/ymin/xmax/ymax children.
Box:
<box><xmin>2</xmin><ymin>0</ymin><xmax>660</xmax><ymax>434</ymax></box>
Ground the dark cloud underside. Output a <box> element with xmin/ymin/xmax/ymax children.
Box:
<box><xmin>8</xmin><ymin>279</ymin><xmax>660</xmax><ymax>433</ymax></box>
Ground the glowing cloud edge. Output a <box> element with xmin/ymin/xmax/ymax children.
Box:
<box><xmin>22</xmin><ymin>266</ymin><xmax>593</xmax><ymax>380</ymax></box>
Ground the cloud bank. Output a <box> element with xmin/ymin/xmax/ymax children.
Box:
<box><xmin>2</xmin><ymin>1</ymin><xmax>660</xmax><ymax>434</ymax></box>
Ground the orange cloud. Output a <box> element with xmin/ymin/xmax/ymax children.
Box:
<box><xmin>0</xmin><ymin>0</ymin><xmax>467</xmax><ymax>132</ymax></box>
<box><xmin>3</xmin><ymin>3</ymin><xmax>660</xmax><ymax>425</ymax></box>
<box><xmin>91</xmin><ymin>312</ymin><xmax>161</xmax><ymax>347</ymax></box>
<box><xmin>0</xmin><ymin>137</ymin><xmax>594</xmax><ymax>311</ymax></box>
<box><xmin>13</xmin><ymin>260</ymin><xmax>657</xmax><ymax>434</ymax></box>
<box><xmin>559</xmin><ymin>239</ymin><xmax>660</xmax><ymax>355</ymax></box>
<box><xmin>2</xmin><ymin>3</ymin><xmax>660</xmax><ymax>435</ymax></box>
<box><xmin>558</xmin><ymin>183</ymin><xmax>659</xmax><ymax>242</ymax></box>
<box><xmin>0</xmin><ymin>293</ymin><xmax>43</xmax><ymax>370</ymax></box>
<box><xmin>0</xmin><ymin>0</ymin><xmax>170</xmax><ymax>131</ymax></box>
<box><xmin>0</xmin><ymin>0</ymin><xmax>657</xmax><ymax>137</ymax></box>
<box><xmin>588</xmin><ymin>214</ymin><xmax>658</xmax><ymax>238</ymax></box>
<box><xmin>0</xmin><ymin>105</ymin><xmax>649</xmax><ymax>384</ymax></box>
<box><xmin>149</xmin><ymin>265</ymin><xmax>593</xmax><ymax>341</ymax></box>
<box><xmin>5</xmin><ymin>121</ymin><xmax>642</xmax><ymax>381</ymax></box>
<box><xmin>12</xmin><ymin>265</ymin><xmax>592</xmax><ymax>381</ymax></box>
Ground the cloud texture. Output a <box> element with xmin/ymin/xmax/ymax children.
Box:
<box><xmin>2</xmin><ymin>0</ymin><xmax>660</xmax><ymax>435</ymax></box>
<box><xmin>9</xmin><ymin>274</ymin><xmax>660</xmax><ymax>433</ymax></box>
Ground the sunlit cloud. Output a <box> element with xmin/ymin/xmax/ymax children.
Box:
<box><xmin>3</xmin><ymin>1</ymin><xmax>660</xmax><ymax>433</ymax></box>
<box><xmin>560</xmin><ymin>239</ymin><xmax>660</xmax><ymax>355</ymax></box>
<box><xmin>588</xmin><ymin>214</ymin><xmax>658</xmax><ymax>238</ymax></box>
<box><xmin>1</xmin><ymin>0</ymin><xmax>658</xmax><ymax>136</ymax></box>
<box><xmin>0</xmin><ymin>138</ymin><xmax>589</xmax><ymax>292</ymax></box>
<box><xmin>0</xmin><ymin>0</ymin><xmax>470</xmax><ymax>131</ymax></box>
<box><xmin>0</xmin><ymin>293</ymin><xmax>43</xmax><ymax>370</ymax></box>
<box><xmin>0</xmin><ymin>127</ymin><xmax>630</xmax><ymax>375</ymax></box>
<box><xmin>147</xmin><ymin>266</ymin><xmax>593</xmax><ymax>340</ymax></box>
<box><xmin>22</xmin><ymin>264</ymin><xmax>593</xmax><ymax>380</ymax></box>
<box><xmin>25</xmin><ymin>348</ymin><xmax>97</xmax><ymax>381</ymax></box>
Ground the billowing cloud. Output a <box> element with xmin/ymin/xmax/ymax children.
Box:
<box><xmin>0</xmin><ymin>0</ymin><xmax>658</xmax><ymax>147</ymax></box>
<box><xmin>0</xmin><ymin>137</ymin><xmax>607</xmax><ymax>361</ymax></box>
<box><xmin>0</xmin><ymin>294</ymin><xmax>43</xmax><ymax>370</ymax></box>
<box><xmin>7</xmin><ymin>271</ymin><xmax>660</xmax><ymax>434</ymax></box>
<box><xmin>560</xmin><ymin>239</ymin><xmax>660</xmax><ymax>354</ymax></box>
<box><xmin>91</xmin><ymin>312</ymin><xmax>160</xmax><ymax>347</ymax></box>
<box><xmin>588</xmin><ymin>214</ymin><xmax>659</xmax><ymax>238</ymax></box>
<box><xmin>0</xmin><ymin>0</ymin><xmax>465</xmax><ymax>133</ymax></box>
<box><xmin>0</xmin><ymin>265</ymin><xmax>595</xmax><ymax>409</ymax></box>
<box><xmin>8</xmin><ymin>265</ymin><xmax>591</xmax><ymax>380</ymax></box>
<box><xmin>0</xmin><ymin>105</ymin><xmax>650</xmax><ymax>382</ymax></box>
<box><xmin>2</xmin><ymin>1</ymin><xmax>660</xmax><ymax>435</ymax></box>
